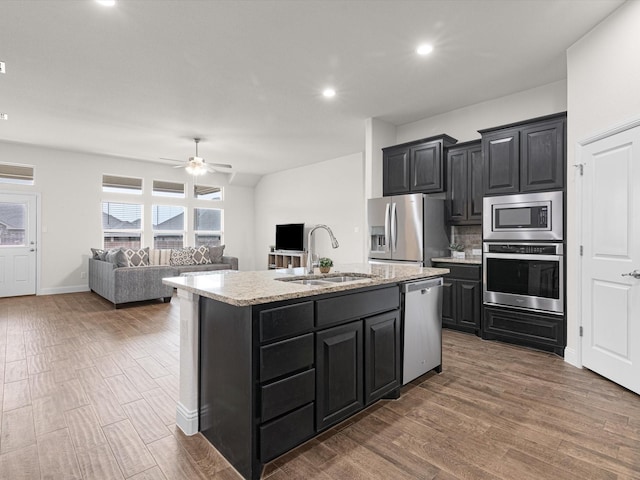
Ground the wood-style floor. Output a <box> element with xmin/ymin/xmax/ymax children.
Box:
<box><xmin>0</xmin><ymin>293</ymin><xmax>638</xmax><ymax>479</ymax></box>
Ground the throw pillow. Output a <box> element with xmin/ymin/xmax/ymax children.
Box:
<box><xmin>149</xmin><ymin>249</ymin><xmax>171</xmax><ymax>266</ymax></box>
<box><xmin>123</xmin><ymin>247</ymin><xmax>150</xmax><ymax>267</ymax></box>
<box><xmin>170</xmin><ymin>247</ymin><xmax>196</xmax><ymax>266</ymax></box>
<box><xmin>90</xmin><ymin>248</ymin><xmax>107</xmax><ymax>260</ymax></box>
<box><xmin>208</xmin><ymin>245</ymin><xmax>225</xmax><ymax>263</ymax></box>
<box><xmin>192</xmin><ymin>246</ymin><xmax>212</xmax><ymax>265</ymax></box>
<box><xmin>105</xmin><ymin>248</ymin><xmax>129</xmax><ymax>268</ymax></box>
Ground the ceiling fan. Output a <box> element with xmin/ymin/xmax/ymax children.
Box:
<box><xmin>161</xmin><ymin>138</ymin><xmax>232</xmax><ymax>176</ymax></box>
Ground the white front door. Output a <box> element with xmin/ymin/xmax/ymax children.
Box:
<box><xmin>0</xmin><ymin>193</ymin><xmax>37</xmax><ymax>297</ymax></box>
<box><xmin>580</xmin><ymin>124</ymin><xmax>640</xmax><ymax>395</ymax></box>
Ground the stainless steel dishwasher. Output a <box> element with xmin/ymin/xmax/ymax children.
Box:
<box><xmin>402</xmin><ymin>277</ymin><xmax>443</xmax><ymax>385</ymax></box>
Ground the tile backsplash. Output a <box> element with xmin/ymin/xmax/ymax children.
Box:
<box><xmin>450</xmin><ymin>225</ymin><xmax>482</xmax><ymax>255</ymax></box>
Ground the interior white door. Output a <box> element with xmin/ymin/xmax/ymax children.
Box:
<box><xmin>0</xmin><ymin>193</ymin><xmax>37</xmax><ymax>297</ymax></box>
<box><xmin>580</xmin><ymin>125</ymin><xmax>640</xmax><ymax>395</ymax></box>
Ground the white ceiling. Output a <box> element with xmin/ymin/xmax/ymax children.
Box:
<box><xmin>0</xmin><ymin>0</ymin><xmax>624</xmax><ymax>177</ymax></box>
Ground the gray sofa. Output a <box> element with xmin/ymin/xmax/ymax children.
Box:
<box><xmin>88</xmin><ymin>253</ymin><xmax>238</xmax><ymax>308</ymax></box>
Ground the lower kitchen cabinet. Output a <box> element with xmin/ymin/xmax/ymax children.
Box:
<box><xmin>316</xmin><ymin>321</ymin><xmax>363</xmax><ymax>431</ymax></box>
<box><xmin>435</xmin><ymin>262</ymin><xmax>482</xmax><ymax>335</ymax></box>
<box><xmin>483</xmin><ymin>305</ymin><xmax>565</xmax><ymax>356</ymax></box>
<box><xmin>199</xmin><ymin>284</ymin><xmax>402</xmax><ymax>480</ymax></box>
<box><xmin>364</xmin><ymin>310</ymin><xmax>401</xmax><ymax>405</ymax></box>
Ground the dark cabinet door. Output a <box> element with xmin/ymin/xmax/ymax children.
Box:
<box><xmin>457</xmin><ymin>281</ymin><xmax>481</xmax><ymax>330</ymax></box>
<box><xmin>364</xmin><ymin>310</ymin><xmax>400</xmax><ymax>405</ymax></box>
<box><xmin>483</xmin><ymin>128</ymin><xmax>520</xmax><ymax>195</ymax></box>
<box><xmin>441</xmin><ymin>278</ymin><xmax>456</xmax><ymax>327</ymax></box>
<box><xmin>467</xmin><ymin>145</ymin><xmax>484</xmax><ymax>222</ymax></box>
<box><xmin>520</xmin><ymin>118</ymin><xmax>565</xmax><ymax>192</ymax></box>
<box><xmin>382</xmin><ymin>147</ymin><xmax>410</xmax><ymax>196</ymax></box>
<box><xmin>316</xmin><ymin>321</ymin><xmax>363</xmax><ymax>431</ymax></box>
<box><xmin>446</xmin><ymin>141</ymin><xmax>483</xmax><ymax>225</ymax></box>
<box><xmin>446</xmin><ymin>148</ymin><xmax>468</xmax><ymax>223</ymax></box>
<box><xmin>411</xmin><ymin>142</ymin><xmax>443</xmax><ymax>193</ymax></box>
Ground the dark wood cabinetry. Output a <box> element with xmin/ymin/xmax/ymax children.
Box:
<box><xmin>383</xmin><ymin>134</ymin><xmax>457</xmax><ymax>196</ymax></box>
<box><xmin>445</xmin><ymin>140</ymin><xmax>483</xmax><ymax>224</ymax></box>
<box><xmin>199</xmin><ymin>284</ymin><xmax>402</xmax><ymax>480</ymax></box>
<box><xmin>435</xmin><ymin>263</ymin><xmax>481</xmax><ymax>335</ymax></box>
<box><xmin>480</xmin><ymin>112</ymin><xmax>566</xmax><ymax>195</ymax></box>
<box><xmin>316</xmin><ymin>321</ymin><xmax>363</xmax><ymax>431</ymax></box>
<box><xmin>364</xmin><ymin>310</ymin><xmax>401</xmax><ymax>405</ymax></box>
<box><xmin>483</xmin><ymin>306</ymin><xmax>565</xmax><ymax>356</ymax></box>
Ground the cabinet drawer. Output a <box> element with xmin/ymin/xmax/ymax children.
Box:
<box><xmin>260</xmin><ymin>333</ymin><xmax>314</xmax><ymax>382</ymax></box>
<box><xmin>483</xmin><ymin>307</ymin><xmax>564</xmax><ymax>347</ymax></box>
<box><xmin>261</xmin><ymin>369</ymin><xmax>315</xmax><ymax>422</ymax></box>
<box><xmin>260</xmin><ymin>403</ymin><xmax>315</xmax><ymax>462</ymax></box>
<box><xmin>316</xmin><ymin>286</ymin><xmax>400</xmax><ymax>328</ymax></box>
<box><xmin>434</xmin><ymin>263</ymin><xmax>481</xmax><ymax>281</ymax></box>
<box><xmin>259</xmin><ymin>301</ymin><xmax>314</xmax><ymax>343</ymax></box>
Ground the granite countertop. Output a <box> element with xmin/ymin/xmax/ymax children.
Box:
<box><xmin>163</xmin><ymin>263</ymin><xmax>450</xmax><ymax>307</ymax></box>
<box><xmin>432</xmin><ymin>256</ymin><xmax>482</xmax><ymax>265</ymax></box>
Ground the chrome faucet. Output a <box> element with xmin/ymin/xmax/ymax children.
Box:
<box><xmin>306</xmin><ymin>224</ymin><xmax>339</xmax><ymax>274</ymax></box>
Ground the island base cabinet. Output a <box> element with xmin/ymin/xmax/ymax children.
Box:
<box><xmin>364</xmin><ymin>310</ymin><xmax>401</xmax><ymax>405</ymax></box>
<box><xmin>259</xmin><ymin>403</ymin><xmax>315</xmax><ymax>462</ymax></box>
<box><xmin>316</xmin><ymin>321</ymin><xmax>364</xmax><ymax>431</ymax></box>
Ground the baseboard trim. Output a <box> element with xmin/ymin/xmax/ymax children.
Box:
<box><xmin>176</xmin><ymin>402</ymin><xmax>199</xmax><ymax>436</ymax></box>
<box><xmin>564</xmin><ymin>347</ymin><xmax>581</xmax><ymax>368</ymax></box>
<box><xmin>38</xmin><ymin>285</ymin><xmax>90</xmax><ymax>295</ymax></box>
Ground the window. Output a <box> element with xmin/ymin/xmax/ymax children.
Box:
<box><xmin>152</xmin><ymin>205</ymin><xmax>185</xmax><ymax>248</ymax></box>
<box><xmin>194</xmin><ymin>208</ymin><xmax>223</xmax><ymax>246</ymax></box>
<box><xmin>102</xmin><ymin>175</ymin><xmax>142</xmax><ymax>194</ymax></box>
<box><xmin>102</xmin><ymin>202</ymin><xmax>142</xmax><ymax>249</ymax></box>
<box><xmin>0</xmin><ymin>163</ymin><xmax>34</xmax><ymax>186</ymax></box>
<box><xmin>194</xmin><ymin>184</ymin><xmax>222</xmax><ymax>200</ymax></box>
<box><xmin>153</xmin><ymin>180</ymin><xmax>185</xmax><ymax>198</ymax></box>
<box><xmin>0</xmin><ymin>202</ymin><xmax>26</xmax><ymax>245</ymax></box>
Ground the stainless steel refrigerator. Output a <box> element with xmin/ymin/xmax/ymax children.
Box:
<box><xmin>368</xmin><ymin>193</ymin><xmax>449</xmax><ymax>266</ymax></box>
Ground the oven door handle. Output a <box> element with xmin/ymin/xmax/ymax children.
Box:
<box><xmin>483</xmin><ymin>253</ymin><xmax>562</xmax><ymax>262</ymax></box>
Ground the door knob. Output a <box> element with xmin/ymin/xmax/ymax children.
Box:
<box><xmin>622</xmin><ymin>269</ymin><xmax>640</xmax><ymax>279</ymax></box>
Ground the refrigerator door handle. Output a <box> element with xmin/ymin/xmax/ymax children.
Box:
<box><xmin>384</xmin><ymin>202</ymin><xmax>391</xmax><ymax>253</ymax></box>
<box><xmin>391</xmin><ymin>202</ymin><xmax>398</xmax><ymax>252</ymax></box>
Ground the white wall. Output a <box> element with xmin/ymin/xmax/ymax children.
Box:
<box><xmin>254</xmin><ymin>152</ymin><xmax>365</xmax><ymax>269</ymax></box>
<box><xmin>0</xmin><ymin>141</ymin><xmax>255</xmax><ymax>294</ymax></box>
<box><xmin>396</xmin><ymin>80</ymin><xmax>567</xmax><ymax>145</ymax></box>
<box><xmin>565</xmin><ymin>0</ymin><xmax>640</xmax><ymax>365</ymax></box>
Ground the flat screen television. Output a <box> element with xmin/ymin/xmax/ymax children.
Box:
<box><xmin>275</xmin><ymin>223</ymin><xmax>304</xmax><ymax>252</ymax></box>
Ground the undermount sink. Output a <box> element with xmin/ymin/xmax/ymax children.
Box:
<box><xmin>277</xmin><ymin>273</ymin><xmax>374</xmax><ymax>286</ymax></box>
<box><xmin>318</xmin><ymin>276</ymin><xmax>367</xmax><ymax>283</ymax></box>
<box><xmin>287</xmin><ymin>279</ymin><xmax>333</xmax><ymax>286</ymax></box>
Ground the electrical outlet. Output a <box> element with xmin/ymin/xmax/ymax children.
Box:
<box><xmin>0</xmin><ymin>62</ymin><xmax>5</xmax><ymax>74</ymax></box>
<box><xmin>80</xmin><ymin>271</ymin><xmax>87</xmax><ymax>279</ymax></box>
<box><xmin>0</xmin><ymin>113</ymin><xmax>7</xmax><ymax>120</ymax></box>
<box><xmin>472</xmin><ymin>248</ymin><xmax>482</xmax><ymax>256</ymax></box>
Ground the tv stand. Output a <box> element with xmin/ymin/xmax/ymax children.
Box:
<box><xmin>267</xmin><ymin>251</ymin><xmax>307</xmax><ymax>270</ymax></box>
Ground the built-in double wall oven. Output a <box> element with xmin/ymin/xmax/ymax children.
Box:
<box><xmin>483</xmin><ymin>191</ymin><xmax>564</xmax><ymax>315</ymax></box>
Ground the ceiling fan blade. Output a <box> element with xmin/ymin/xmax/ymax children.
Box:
<box><xmin>207</xmin><ymin>162</ymin><xmax>232</xmax><ymax>169</ymax></box>
<box><xmin>160</xmin><ymin>157</ymin><xmax>182</xmax><ymax>162</ymax></box>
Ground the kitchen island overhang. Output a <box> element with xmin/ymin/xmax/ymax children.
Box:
<box><xmin>163</xmin><ymin>263</ymin><xmax>448</xmax><ymax>480</ymax></box>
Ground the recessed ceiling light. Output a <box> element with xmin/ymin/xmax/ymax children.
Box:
<box><xmin>322</xmin><ymin>88</ymin><xmax>336</xmax><ymax>98</ymax></box>
<box><xmin>416</xmin><ymin>44</ymin><xmax>434</xmax><ymax>56</ymax></box>
<box><xmin>0</xmin><ymin>113</ymin><xmax>8</xmax><ymax>120</ymax></box>
<box><xmin>96</xmin><ymin>0</ymin><xmax>116</xmax><ymax>6</ymax></box>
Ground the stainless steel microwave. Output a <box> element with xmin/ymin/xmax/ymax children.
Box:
<box><xmin>483</xmin><ymin>191</ymin><xmax>563</xmax><ymax>241</ymax></box>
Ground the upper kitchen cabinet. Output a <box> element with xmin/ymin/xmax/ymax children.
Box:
<box><xmin>480</xmin><ymin>112</ymin><xmax>566</xmax><ymax>196</ymax></box>
<box><xmin>446</xmin><ymin>140</ymin><xmax>483</xmax><ymax>225</ymax></box>
<box><xmin>383</xmin><ymin>134</ymin><xmax>457</xmax><ymax>196</ymax></box>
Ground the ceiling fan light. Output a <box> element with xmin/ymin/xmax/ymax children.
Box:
<box><xmin>186</xmin><ymin>163</ymin><xmax>207</xmax><ymax>176</ymax></box>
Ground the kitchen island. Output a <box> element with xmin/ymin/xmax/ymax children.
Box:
<box><xmin>163</xmin><ymin>263</ymin><xmax>448</xmax><ymax>480</ymax></box>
